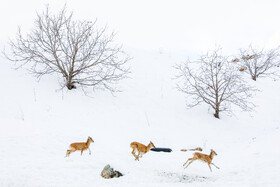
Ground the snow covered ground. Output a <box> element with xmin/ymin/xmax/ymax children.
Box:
<box><xmin>1</xmin><ymin>0</ymin><xmax>280</xmax><ymax>186</ymax></box>
<box><xmin>0</xmin><ymin>47</ymin><xmax>280</xmax><ymax>186</ymax></box>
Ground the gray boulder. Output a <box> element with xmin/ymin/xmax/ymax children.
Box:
<box><xmin>101</xmin><ymin>164</ymin><xmax>123</xmax><ymax>179</ymax></box>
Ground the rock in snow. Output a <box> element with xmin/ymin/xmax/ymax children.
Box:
<box><xmin>101</xmin><ymin>164</ymin><xmax>123</xmax><ymax>179</ymax></box>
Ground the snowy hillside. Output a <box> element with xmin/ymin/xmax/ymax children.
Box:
<box><xmin>1</xmin><ymin>0</ymin><xmax>280</xmax><ymax>186</ymax></box>
<box><xmin>0</xmin><ymin>47</ymin><xmax>280</xmax><ymax>186</ymax></box>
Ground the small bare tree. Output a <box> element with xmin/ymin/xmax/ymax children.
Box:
<box><xmin>4</xmin><ymin>6</ymin><xmax>130</xmax><ymax>91</ymax></box>
<box><xmin>237</xmin><ymin>45</ymin><xmax>280</xmax><ymax>81</ymax></box>
<box><xmin>175</xmin><ymin>48</ymin><xmax>255</xmax><ymax>119</ymax></box>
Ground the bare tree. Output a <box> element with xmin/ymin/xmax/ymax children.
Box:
<box><xmin>175</xmin><ymin>48</ymin><xmax>255</xmax><ymax>119</ymax></box>
<box><xmin>4</xmin><ymin>6</ymin><xmax>130</xmax><ymax>91</ymax></box>
<box><xmin>237</xmin><ymin>45</ymin><xmax>280</xmax><ymax>81</ymax></box>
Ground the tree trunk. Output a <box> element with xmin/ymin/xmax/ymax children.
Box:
<box><xmin>66</xmin><ymin>76</ymin><xmax>76</xmax><ymax>90</ymax></box>
<box><xmin>214</xmin><ymin>109</ymin><xmax>220</xmax><ymax>119</ymax></box>
<box><xmin>252</xmin><ymin>75</ymin><xmax>257</xmax><ymax>81</ymax></box>
<box><xmin>66</xmin><ymin>82</ymin><xmax>76</xmax><ymax>90</ymax></box>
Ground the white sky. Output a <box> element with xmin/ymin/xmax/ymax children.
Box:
<box><xmin>1</xmin><ymin>0</ymin><xmax>280</xmax><ymax>55</ymax></box>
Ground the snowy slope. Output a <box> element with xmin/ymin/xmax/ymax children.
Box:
<box><xmin>0</xmin><ymin>47</ymin><xmax>280</xmax><ymax>187</ymax></box>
